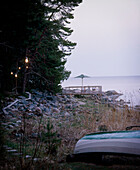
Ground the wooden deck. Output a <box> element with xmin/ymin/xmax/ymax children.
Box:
<box><xmin>62</xmin><ymin>86</ymin><xmax>102</xmax><ymax>95</ymax></box>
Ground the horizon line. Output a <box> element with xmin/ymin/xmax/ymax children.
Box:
<box><xmin>69</xmin><ymin>75</ymin><xmax>140</xmax><ymax>78</ymax></box>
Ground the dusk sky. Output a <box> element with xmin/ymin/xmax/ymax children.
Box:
<box><xmin>65</xmin><ymin>0</ymin><xmax>140</xmax><ymax>77</ymax></box>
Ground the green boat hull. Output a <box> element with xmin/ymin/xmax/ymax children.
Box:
<box><xmin>74</xmin><ymin>131</ymin><xmax>140</xmax><ymax>156</ymax></box>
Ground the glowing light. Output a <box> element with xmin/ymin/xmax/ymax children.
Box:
<box><xmin>15</xmin><ymin>73</ymin><xmax>18</xmax><ymax>78</ymax></box>
<box><xmin>18</xmin><ymin>67</ymin><xmax>21</xmax><ymax>70</ymax></box>
<box><xmin>25</xmin><ymin>57</ymin><xmax>29</xmax><ymax>63</ymax></box>
<box><xmin>11</xmin><ymin>72</ymin><xmax>13</xmax><ymax>75</ymax></box>
<box><xmin>26</xmin><ymin>66</ymin><xmax>28</xmax><ymax>69</ymax></box>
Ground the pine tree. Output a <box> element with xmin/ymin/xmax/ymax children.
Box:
<box><xmin>42</xmin><ymin>119</ymin><xmax>61</xmax><ymax>155</ymax></box>
<box><xmin>0</xmin><ymin>0</ymin><xmax>82</xmax><ymax>94</ymax></box>
<box><xmin>24</xmin><ymin>0</ymin><xmax>82</xmax><ymax>93</ymax></box>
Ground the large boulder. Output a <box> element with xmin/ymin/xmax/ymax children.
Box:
<box><xmin>105</xmin><ymin>90</ymin><xmax>119</xmax><ymax>96</ymax></box>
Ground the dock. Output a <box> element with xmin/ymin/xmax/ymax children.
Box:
<box><xmin>62</xmin><ymin>86</ymin><xmax>102</xmax><ymax>95</ymax></box>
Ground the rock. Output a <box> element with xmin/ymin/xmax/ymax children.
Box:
<box><xmin>11</xmin><ymin>123</ymin><xmax>19</xmax><ymax>127</ymax></box>
<box><xmin>7</xmin><ymin>112</ymin><xmax>15</xmax><ymax>118</ymax></box>
<box><xmin>27</xmin><ymin>109</ymin><xmax>32</xmax><ymax>113</ymax></box>
<box><xmin>50</xmin><ymin>102</ymin><xmax>57</xmax><ymax>107</ymax></box>
<box><xmin>20</xmin><ymin>99</ymin><xmax>28</xmax><ymax>105</ymax></box>
<box><xmin>1</xmin><ymin>122</ymin><xmax>8</xmax><ymax>126</ymax></box>
<box><xmin>15</xmin><ymin>133</ymin><xmax>22</xmax><ymax>137</ymax></box>
<box><xmin>65</xmin><ymin>112</ymin><xmax>70</xmax><ymax>116</ymax></box>
<box><xmin>46</xmin><ymin>96</ymin><xmax>54</xmax><ymax>101</ymax></box>
<box><xmin>33</xmin><ymin>91</ymin><xmax>43</xmax><ymax>97</ymax></box>
<box><xmin>110</xmin><ymin>95</ymin><xmax>121</xmax><ymax>100</ymax></box>
<box><xmin>8</xmin><ymin>125</ymin><xmax>14</xmax><ymax>129</ymax></box>
<box><xmin>18</xmin><ymin>106</ymin><xmax>25</xmax><ymax>111</ymax></box>
<box><xmin>105</xmin><ymin>90</ymin><xmax>118</xmax><ymax>96</ymax></box>
<box><xmin>36</xmin><ymin>97</ymin><xmax>41</xmax><ymax>102</ymax></box>
<box><xmin>18</xmin><ymin>96</ymin><xmax>26</xmax><ymax>100</ymax></box>
<box><xmin>27</xmin><ymin>113</ymin><xmax>34</xmax><ymax>117</ymax></box>
<box><xmin>33</xmin><ymin>158</ymin><xmax>41</xmax><ymax>161</ymax></box>
<box><xmin>52</xmin><ymin>108</ymin><xmax>60</xmax><ymax>114</ymax></box>
<box><xmin>25</xmin><ymin>155</ymin><xmax>31</xmax><ymax>158</ymax></box>
<box><xmin>101</xmin><ymin>96</ymin><xmax>109</xmax><ymax>101</ymax></box>
<box><xmin>78</xmin><ymin>101</ymin><xmax>86</xmax><ymax>105</ymax></box>
<box><xmin>41</xmin><ymin>100</ymin><xmax>47</xmax><ymax>104</ymax></box>
<box><xmin>35</xmin><ymin>107</ymin><xmax>42</xmax><ymax>114</ymax></box>
<box><xmin>65</xmin><ymin>104</ymin><xmax>72</xmax><ymax>109</ymax></box>
<box><xmin>7</xmin><ymin>149</ymin><xmax>17</xmax><ymax>153</ymax></box>
<box><xmin>11</xmin><ymin>108</ymin><xmax>18</xmax><ymax>112</ymax></box>
<box><xmin>16</xmin><ymin>120</ymin><xmax>22</xmax><ymax>124</ymax></box>
<box><xmin>28</xmin><ymin>104</ymin><xmax>35</xmax><ymax>110</ymax></box>
<box><xmin>43</xmin><ymin>107</ymin><xmax>50</xmax><ymax>113</ymax></box>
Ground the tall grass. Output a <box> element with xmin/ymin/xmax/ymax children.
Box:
<box><xmin>2</xmin><ymin>95</ymin><xmax>140</xmax><ymax>169</ymax></box>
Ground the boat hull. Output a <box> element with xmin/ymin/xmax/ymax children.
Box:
<box><xmin>74</xmin><ymin>131</ymin><xmax>140</xmax><ymax>156</ymax></box>
<box><xmin>74</xmin><ymin>138</ymin><xmax>140</xmax><ymax>156</ymax></box>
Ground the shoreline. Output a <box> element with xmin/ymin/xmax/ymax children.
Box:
<box><xmin>62</xmin><ymin>76</ymin><xmax>140</xmax><ymax>106</ymax></box>
<box><xmin>0</xmin><ymin>89</ymin><xmax>140</xmax><ymax>168</ymax></box>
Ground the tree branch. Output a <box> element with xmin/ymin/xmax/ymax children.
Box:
<box><xmin>30</xmin><ymin>70</ymin><xmax>50</xmax><ymax>83</ymax></box>
<box><xmin>0</xmin><ymin>42</ymin><xmax>13</xmax><ymax>49</ymax></box>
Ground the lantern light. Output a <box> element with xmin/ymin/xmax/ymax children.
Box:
<box><xmin>26</xmin><ymin>66</ymin><xmax>29</xmax><ymax>69</ymax></box>
<box><xmin>25</xmin><ymin>57</ymin><xmax>29</xmax><ymax>63</ymax></box>
<box><xmin>11</xmin><ymin>72</ymin><xmax>13</xmax><ymax>75</ymax></box>
<box><xmin>15</xmin><ymin>73</ymin><xmax>18</xmax><ymax>78</ymax></box>
<box><xmin>18</xmin><ymin>67</ymin><xmax>21</xmax><ymax>70</ymax></box>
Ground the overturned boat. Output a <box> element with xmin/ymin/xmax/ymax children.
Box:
<box><xmin>74</xmin><ymin>130</ymin><xmax>140</xmax><ymax>156</ymax></box>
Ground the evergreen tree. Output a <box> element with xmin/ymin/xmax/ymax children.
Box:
<box><xmin>42</xmin><ymin>119</ymin><xmax>61</xmax><ymax>155</ymax></box>
<box><xmin>0</xmin><ymin>0</ymin><xmax>82</xmax><ymax>94</ymax></box>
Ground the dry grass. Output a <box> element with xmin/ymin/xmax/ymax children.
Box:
<box><xmin>52</xmin><ymin>97</ymin><xmax>140</xmax><ymax>159</ymax></box>
<box><xmin>2</xmin><ymin>96</ymin><xmax>140</xmax><ymax>169</ymax></box>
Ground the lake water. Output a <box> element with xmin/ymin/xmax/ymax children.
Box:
<box><xmin>61</xmin><ymin>76</ymin><xmax>140</xmax><ymax>106</ymax></box>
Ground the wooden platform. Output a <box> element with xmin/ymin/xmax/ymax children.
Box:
<box><xmin>62</xmin><ymin>86</ymin><xmax>102</xmax><ymax>95</ymax></box>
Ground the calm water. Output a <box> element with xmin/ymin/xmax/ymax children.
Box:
<box><xmin>62</xmin><ymin>76</ymin><xmax>140</xmax><ymax>106</ymax></box>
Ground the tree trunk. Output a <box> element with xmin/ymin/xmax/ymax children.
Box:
<box><xmin>22</xmin><ymin>70</ymin><xmax>27</xmax><ymax>93</ymax></box>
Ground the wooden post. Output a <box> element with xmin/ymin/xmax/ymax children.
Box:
<box><xmin>82</xmin><ymin>78</ymin><xmax>83</xmax><ymax>87</ymax></box>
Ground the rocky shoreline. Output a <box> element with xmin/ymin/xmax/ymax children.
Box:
<box><xmin>1</xmin><ymin>89</ymin><xmax>139</xmax><ymax>132</ymax></box>
<box><xmin>0</xmin><ymin>89</ymin><xmax>140</xmax><ymax>166</ymax></box>
<box><xmin>1</xmin><ymin>89</ymin><xmax>139</xmax><ymax>120</ymax></box>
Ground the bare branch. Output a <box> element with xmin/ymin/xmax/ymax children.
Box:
<box><xmin>30</xmin><ymin>70</ymin><xmax>50</xmax><ymax>83</ymax></box>
<box><xmin>0</xmin><ymin>42</ymin><xmax>13</xmax><ymax>49</ymax></box>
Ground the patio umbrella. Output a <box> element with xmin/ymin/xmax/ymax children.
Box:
<box><xmin>75</xmin><ymin>74</ymin><xmax>90</xmax><ymax>86</ymax></box>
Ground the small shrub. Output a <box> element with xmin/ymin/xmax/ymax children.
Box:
<box><xmin>41</xmin><ymin>119</ymin><xmax>61</xmax><ymax>156</ymax></box>
<box><xmin>98</xmin><ymin>125</ymin><xmax>108</xmax><ymax>132</ymax></box>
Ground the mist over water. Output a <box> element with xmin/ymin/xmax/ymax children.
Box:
<box><xmin>62</xmin><ymin>76</ymin><xmax>140</xmax><ymax>106</ymax></box>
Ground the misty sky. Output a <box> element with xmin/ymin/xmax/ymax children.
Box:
<box><xmin>65</xmin><ymin>0</ymin><xmax>140</xmax><ymax>77</ymax></box>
